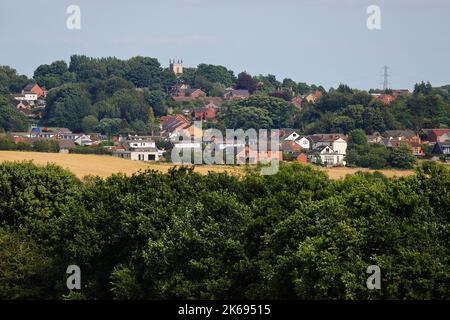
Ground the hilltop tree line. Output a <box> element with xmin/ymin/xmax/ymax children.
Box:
<box><xmin>0</xmin><ymin>161</ymin><xmax>449</xmax><ymax>300</ymax></box>
<box><xmin>1</xmin><ymin>57</ymin><xmax>450</xmax><ymax>137</ymax></box>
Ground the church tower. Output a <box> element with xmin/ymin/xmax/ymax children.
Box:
<box><xmin>169</xmin><ymin>59</ymin><xmax>183</xmax><ymax>75</ymax></box>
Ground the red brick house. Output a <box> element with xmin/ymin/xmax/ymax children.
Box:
<box><xmin>280</xmin><ymin>140</ymin><xmax>302</xmax><ymax>153</ymax></box>
<box><xmin>384</xmin><ymin>130</ymin><xmax>421</xmax><ymax>143</ymax></box>
<box><xmin>160</xmin><ymin>115</ymin><xmax>191</xmax><ymax>138</ymax></box>
<box><xmin>160</xmin><ymin>114</ymin><xmax>190</xmax><ymax>126</ymax></box>
<box><xmin>186</xmin><ymin>88</ymin><xmax>206</xmax><ymax>98</ymax></box>
<box><xmin>194</xmin><ymin>102</ymin><xmax>217</xmax><ymax>121</ymax></box>
<box><xmin>387</xmin><ymin>140</ymin><xmax>424</xmax><ymax>157</ymax></box>
<box><xmin>22</xmin><ymin>83</ymin><xmax>45</xmax><ymax>98</ymax></box>
<box><xmin>423</xmin><ymin>129</ymin><xmax>450</xmax><ymax>143</ymax></box>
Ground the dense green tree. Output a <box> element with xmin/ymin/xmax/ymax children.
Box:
<box><xmin>81</xmin><ymin>115</ymin><xmax>99</xmax><ymax>133</ymax></box>
<box><xmin>108</xmin><ymin>89</ymin><xmax>149</xmax><ymax>124</ymax></box>
<box><xmin>219</xmin><ymin>95</ymin><xmax>296</xmax><ymax>129</ymax></box>
<box><xmin>193</xmin><ymin>75</ymin><xmax>214</xmax><ymax>94</ymax></box>
<box><xmin>316</xmin><ymin>91</ymin><xmax>352</xmax><ymax>113</ymax></box>
<box><xmin>254</xmin><ymin>74</ymin><xmax>281</xmax><ymax>94</ymax></box>
<box><xmin>32</xmin><ymin>140</ymin><xmax>60</xmax><ymax>153</ymax></box>
<box><xmin>145</xmin><ymin>89</ymin><xmax>168</xmax><ymax>116</ymax></box>
<box><xmin>0</xmin><ymin>162</ymin><xmax>449</xmax><ymax>300</ymax></box>
<box><xmin>130</xmin><ymin>120</ymin><xmax>149</xmax><ymax>134</ymax></box>
<box><xmin>296</xmin><ymin>82</ymin><xmax>310</xmax><ymax>95</ymax></box>
<box><xmin>42</xmin><ymin>84</ymin><xmax>92</xmax><ymax>131</ymax></box>
<box><xmin>0</xmin><ymin>66</ymin><xmax>30</xmax><ymax>93</ymax></box>
<box><xmin>124</xmin><ymin>56</ymin><xmax>163</xmax><ymax>89</ymax></box>
<box><xmin>69</xmin><ymin>55</ymin><xmax>108</xmax><ymax>82</ymax></box>
<box><xmin>34</xmin><ymin>60</ymin><xmax>74</xmax><ymax>89</ymax></box>
<box><xmin>219</xmin><ymin>105</ymin><xmax>273</xmax><ymax>130</ymax></box>
<box><xmin>236</xmin><ymin>72</ymin><xmax>258</xmax><ymax>93</ymax></box>
<box><xmin>268</xmin><ymin>90</ymin><xmax>294</xmax><ymax>101</ymax></box>
<box><xmin>0</xmin><ymin>96</ymin><xmax>29</xmax><ymax>132</ymax></box>
<box><xmin>346</xmin><ymin>129</ymin><xmax>390</xmax><ymax>169</ymax></box>
<box><xmin>388</xmin><ymin>143</ymin><xmax>417</xmax><ymax>169</ymax></box>
<box><xmin>414</xmin><ymin>81</ymin><xmax>433</xmax><ymax>95</ymax></box>
<box><xmin>330</xmin><ymin>115</ymin><xmax>356</xmax><ymax>133</ymax></box>
<box><xmin>282</xmin><ymin>78</ymin><xmax>298</xmax><ymax>94</ymax></box>
<box><xmin>196</xmin><ymin>64</ymin><xmax>236</xmax><ymax>88</ymax></box>
<box><xmin>178</xmin><ymin>67</ymin><xmax>197</xmax><ymax>86</ymax></box>
<box><xmin>209</xmin><ymin>82</ymin><xmax>226</xmax><ymax>97</ymax></box>
<box><xmin>346</xmin><ymin>144</ymin><xmax>389</xmax><ymax>169</ymax></box>
<box><xmin>347</xmin><ymin>129</ymin><xmax>368</xmax><ymax>147</ymax></box>
<box><xmin>336</xmin><ymin>83</ymin><xmax>353</xmax><ymax>94</ymax></box>
<box><xmin>89</xmin><ymin>76</ymin><xmax>134</xmax><ymax>102</ymax></box>
<box><xmin>0</xmin><ymin>228</ymin><xmax>52</xmax><ymax>299</ymax></box>
<box><xmin>94</xmin><ymin>118</ymin><xmax>124</xmax><ymax>136</ymax></box>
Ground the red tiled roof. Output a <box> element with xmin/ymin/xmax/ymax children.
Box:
<box><xmin>429</xmin><ymin>129</ymin><xmax>450</xmax><ymax>136</ymax></box>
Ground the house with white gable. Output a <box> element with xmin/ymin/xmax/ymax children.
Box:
<box><xmin>279</xmin><ymin>129</ymin><xmax>310</xmax><ymax>150</ymax></box>
<box><xmin>307</xmin><ymin>134</ymin><xmax>348</xmax><ymax>167</ymax></box>
<box><xmin>331</xmin><ymin>137</ymin><xmax>347</xmax><ymax>155</ymax></box>
<box><xmin>308</xmin><ymin>145</ymin><xmax>346</xmax><ymax>167</ymax></box>
<box><xmin>75</xmin><ymin>135</ymin><xmax>93</xmax><ymax>147</ymax></box>
<box><xmin>295</xmin><ymin>136</ymin><xmax>310</xmax><ymax>150</ymax></box>
<box><xmin>280</xmin><ymin>129</ymin><xmax>302</xmax><ymax>141</ymax></box>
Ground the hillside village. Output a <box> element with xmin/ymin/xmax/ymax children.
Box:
<box><xmin>1</xmin><ymin>58</ymin><xmax>450</xmax><ymax>168</ymax></box>
<box><xmin>2</xmin><ymin>0</ymin><xmax>450</xmax><ymax>303</ymax></box>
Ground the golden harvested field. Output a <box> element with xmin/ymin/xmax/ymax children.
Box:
<box><xmin>0</xmin><ymin>151</ymin><xmax>416</xmax><ymax>180</ymax></box>
<box><xmin>0</xmin><ymin>151</ymin><xmax>240</xmax><ymax>179</ymax></box>
<box><xmin>320</xmin><ymin>166</ymin><xmax>415</xmax><ymax>179</ymax></box>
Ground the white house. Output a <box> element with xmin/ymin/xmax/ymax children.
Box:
<box><xmin>114</xmin><ymin>149</ymin><xmax>159</xmax><ymax>162</ymax></box>
<box><xmin>308</xmin><ymin>145</ymin><xmax>346</xmax><ymax>167</ymax></box>
<box><xmin>113</xmin><ymin>136</ymin><xmax>160</xmax><ymax>162</ymax></box>
<box><xmin>331</xmin><ymin>137</ymin><xmax>347</xmax><ymax>155</ymax></box>
<box><xmin>308</xmin><ymin>134</ymin><xmax>347</xmax><ymax>151</ymax></box>
<box><xmin>75</xmin><ymin>135</ymin><xmax>93</xmax><ymax>146</ymax></box>
<box><xmin>130</xmin><ymin>150</ymin><xmax>159</xmax><ymax>161</ymax></box>
<box><xmin>307</xmin><ymin>134</ymin><xmax>348</xmax><ymax>167</ymax></box>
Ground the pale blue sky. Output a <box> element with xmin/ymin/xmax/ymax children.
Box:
<box><xmin>1</xmin><ymin>0</ymin><xmax>449</xmax><ymax>90</ymax></box>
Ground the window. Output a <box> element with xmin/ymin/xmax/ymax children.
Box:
<box><xmin>148</xmin><ymin>154</ymin><xmax>155</xmax><ymax>161</ymax></box>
